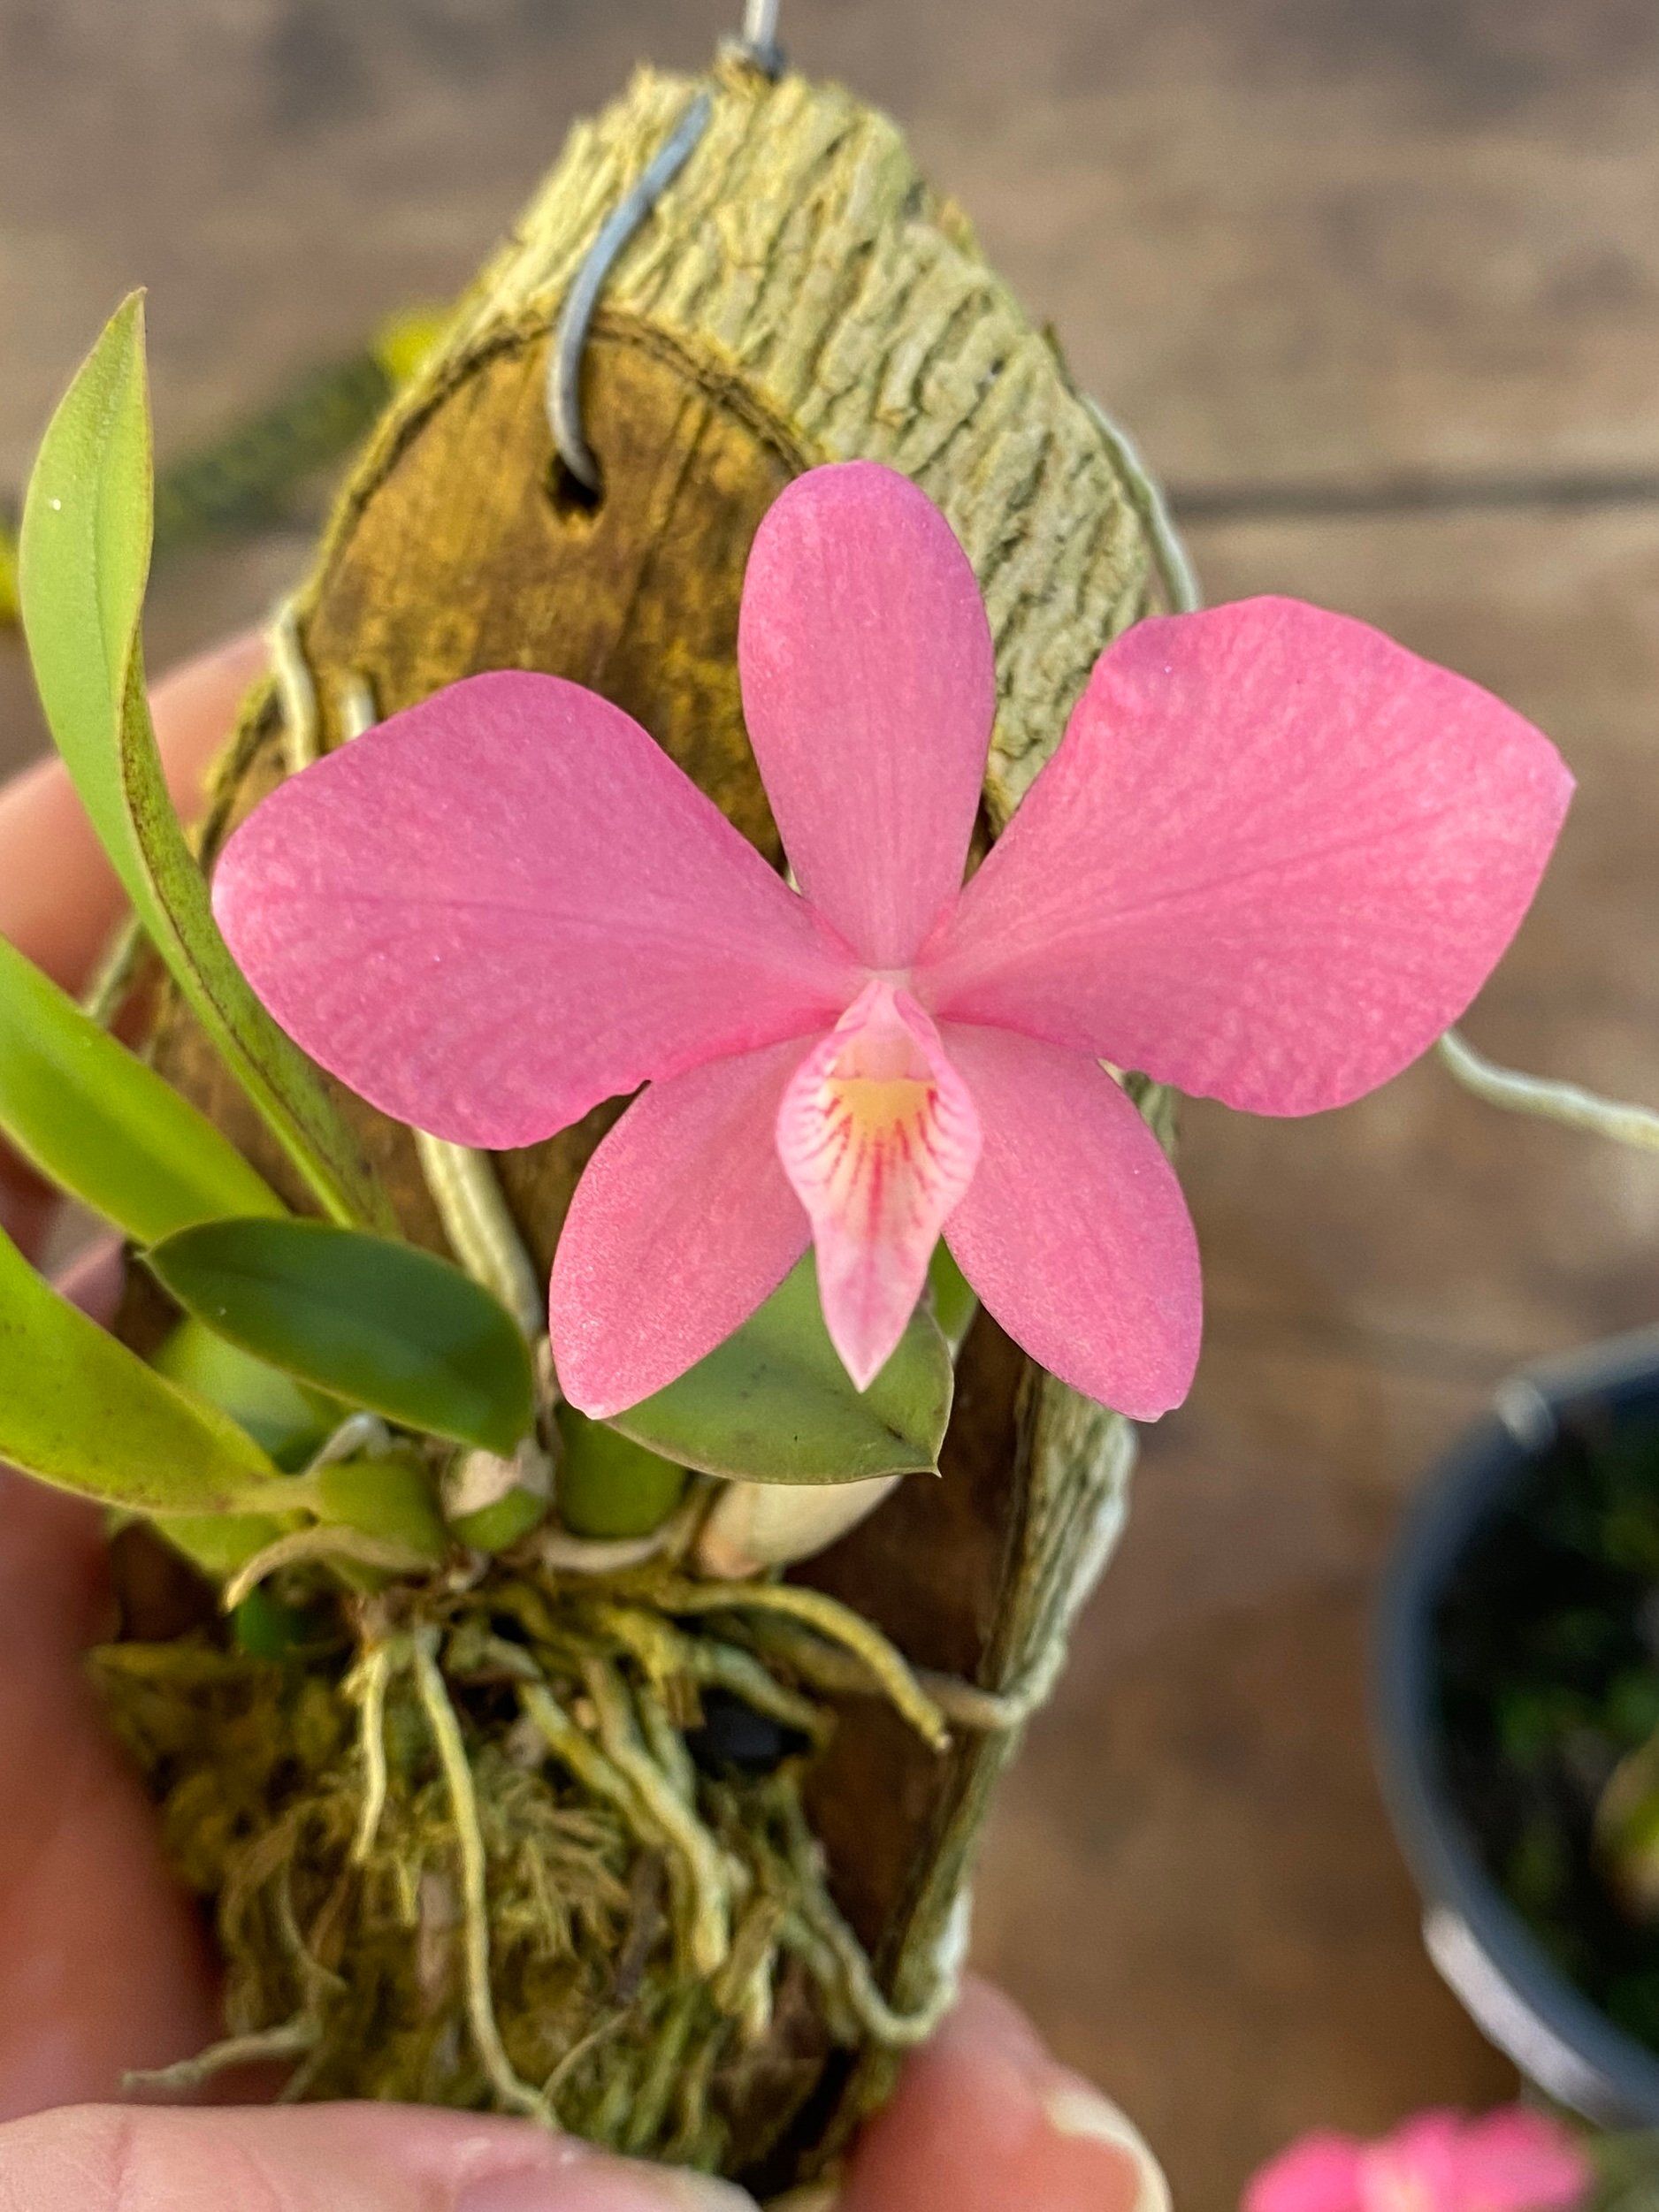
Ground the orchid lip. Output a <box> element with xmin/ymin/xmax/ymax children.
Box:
<box><xmin>776</xmin><ymin>980</ymin><xmax>982</xmax><ymax>1392</ymax></box>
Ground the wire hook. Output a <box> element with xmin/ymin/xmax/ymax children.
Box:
<box><xmin>545</xmin><ymin>89</ymin><xmax>714</xmax><ymax>494</ymax></box>
<box><xmin>544</xmin><ymin>3</ymin><xmax>779</xmax><ymax>492</ymax></box>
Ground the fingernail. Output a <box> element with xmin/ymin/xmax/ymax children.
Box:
<box><xmin>458</xmin><ymin>2154</ymin><xmax>757</xmax><ymax>2212</ymax></box>
<box><xmin>1043</xmin><ymin>2079</ymin><xmax>1172</xmax><ymax>2212</ymax></box>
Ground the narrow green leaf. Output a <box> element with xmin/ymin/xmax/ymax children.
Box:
<box><xmin>0</xmin><ymin>930</ymin><xmax>285</xmax><ymax>1242</ymax></box>
<box><xmin>608</xmin><ymin>1253</ymin><xmax>954</xmax><ymax>1486</ymax></box>
<box><xmin>0</xmin><ymin>1219</ymin><xmax>277</xmax><ymax>1514</ymax></box>
<box><xmin>17</xmin><ymin>295</ymin><xmax>391</xmax><ymax>1233</ymax></box>
<box><xmin>147</xmin><ymin>1217</ymin><xmax>536</xmax><ymax>1456</ymax></box>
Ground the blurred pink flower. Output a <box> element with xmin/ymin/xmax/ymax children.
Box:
<box><xmin>213</xmin><ymin>461</ymin><xmax>1571</xmax><ymax>1418</ymax></box>
<box><xmin>1245</xmin><ymin>2109</ymin><xmax>1592</xmax><ymax>2212</ymax></box>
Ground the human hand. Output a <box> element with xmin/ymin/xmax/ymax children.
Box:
<box><xmin>0</xmin><ymin>637</ymin><xmax>1170</xmax><ymax>2210</ymax></box>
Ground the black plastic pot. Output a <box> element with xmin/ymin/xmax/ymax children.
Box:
<box><xmin>1373</xmin><ymin>1324</ymin><xmax>1659</xmax><ymax>2126</ymax></box>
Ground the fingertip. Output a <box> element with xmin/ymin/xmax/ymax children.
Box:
<box><xmin>1040</xmin><ymin>2076</ymin><xmax>1172</xmax><ymax>2212</ymax></box>
<box><xmin>840</xmin><ymin>1980</ymin><xmax>1168</xmax><ymax>2212</ymax></box>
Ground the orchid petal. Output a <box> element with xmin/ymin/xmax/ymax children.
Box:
<box><xmin>938</xmin><ymin>1026</ymin><xmax>1200</xmax><ymax>1419</ymax></box>
<box><xmin>921</xmin><ymin>599</ymin><xmax>1573</xmax><ymax>1116</ymax></box>
<box><xmin>212</xmin><ymin>673</ymin><xmax>859</xmax><ymax>1148</ymax></box>
<box><xmin>738</xmin><ymin>461</ymin><xmax>996</xmax><ymax>969</ymax></box>
<box><xmin>1452</xmin><ymin>2111</ymin><xmax>1591</xmax><ymax>2212</ymax></box>
<box><xmin>550</xmin><ymin>1037</ymin><xmax>810</xmax><ymax>1419</ymax></box>
<box><xmin>1243</xmin><ymin>2134</ymin><xmax>1367</xmax><ymax>2212</ymax></box>
<box><xmin>776</xmin><ymin>980</ymin><xmax>981</xmax><ymax>1392</ymax></box>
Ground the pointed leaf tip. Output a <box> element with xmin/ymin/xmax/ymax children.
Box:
<box><xmin>20</xmin><ymin>293</ymin><xmax>154</xmax><ymax>759</ymax></box>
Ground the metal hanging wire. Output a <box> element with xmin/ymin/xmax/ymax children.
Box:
<box><xmin>543</xmin><ymin>0</ymin><xmax>1201</xmax><ymax>628</ymax></box>
<box><xmin>545</xmin><ymin>90</ymin><xmax>714</xmax><ymax>493</ymax></box>
<box><xmin>730</xmin><ymin>0</ymin><xmax>786</xmax><ymax>77</ymax></box>
<box><xmin>547</xmin><ymin>4</ymin><xmax>785</xmax><ymax>492</ymax></box>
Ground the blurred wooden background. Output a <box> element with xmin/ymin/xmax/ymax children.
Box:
<box><xmin>4</xmin><ymin>3</ymin><xmax>1658</xmax><ymax>2202</ymax></box>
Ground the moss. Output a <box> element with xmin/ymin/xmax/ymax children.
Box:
<box><xmin>93</xmin><ymin>1551</ymin><xmax>956</xmax><ymax>2178</ymax></box>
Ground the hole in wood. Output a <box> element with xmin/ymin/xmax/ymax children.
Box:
<box><xmin>547</xmin><ymin>454</ymin><xmax>603</xmax><ymax>521</ymax></box>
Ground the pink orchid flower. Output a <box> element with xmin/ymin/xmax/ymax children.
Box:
<box><xmin>212</xmin><ymin>461</ymin><xmax>1571</xmax><ymax>1420</ymax></box>
<box><xmin>1244</xmin><ymin>2108</ymin><xmax>1592</xmax><ymax>2212</ymax></box>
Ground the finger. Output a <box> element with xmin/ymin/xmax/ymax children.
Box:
<box><xmin>0</xmin><ymin>1239</ymin><xmax>222</xmax><ymax>2118</ymax></box>
<box><xmin>0</xmin><ymin>1467</ymin><xmax>223</xmax><ymax>2116</ymax></box>
<box><xmin>838</xmin><ymin>1979</ymin><xmax>1170</xmax><ymax>2212</ymax></box>
<box><xmin>0</xmin><ymin>630</ymin><xmax>265</xmax><ymax>1249</ymax></box>
<box><xmin>0</xmin><ymin>629</ymin><xmax>265</xmax><ymax>991</ymax></box>
<box><xmin>0</xmin><ymin>2101</ymin><xmax>754</xmax><ymax>2212</ymax></box>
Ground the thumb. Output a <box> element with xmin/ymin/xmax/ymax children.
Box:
<box><xmin>0</xmin><ymin>2102</ymin><xmax>754</xmax><ymax>2212</ymax></box>
<box><xmin>839</xmin><ymin>1980</ymin><xmax>1171</xmax><ymax>2212</ymax></box>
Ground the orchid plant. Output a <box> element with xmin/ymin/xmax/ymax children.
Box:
<box><xmin>1245</xmin><ymin>2109</ymin><xmax>1593</xmax><ymax>2212</ymax></box>
<box><xmin>0</xmin><ymin>288</ymin><xmax>1612</xmax><ymax>2173</ymax></box>
<box><xmin>213</xmin><ymin>459</ymin><xmax>1571</xmax><ymax>1429</ymax></box>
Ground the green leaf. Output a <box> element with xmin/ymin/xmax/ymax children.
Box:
<box><xmin>608</xmin><ymin>1253</ymin><xmax>953</xmax><ymax>1485</ymax></box>
<box><xmin>150</xmin><ymin>1316</ymin><xmax>334</xmax><ymax>1468</ymax></box>
<box><xmin>17</xmin><ymin>295</ymin><xmax>391</xmax><ymax>1233</ymax></box>
<box><xmin>147</xmin><ymin>1217</ymin><xmax>536</xmax><ymax>1455</ymax></box>
<box><xmin>0</xmin><ymin>1217</ymin><xmax>277</xmax><ymax>1514</ymax></box>
<box><xmin>0</xmin><ymin>930</ymin><xmax>286</xmax><ymax>1242</ymax></box>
